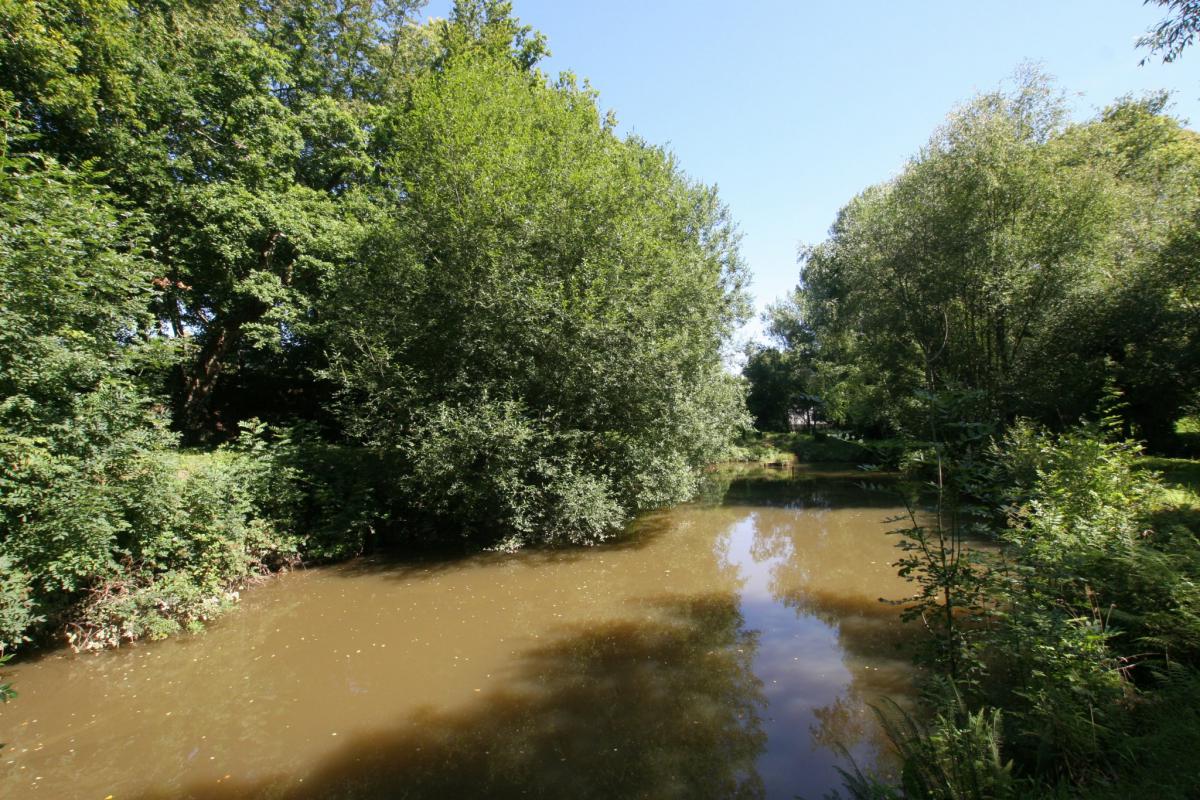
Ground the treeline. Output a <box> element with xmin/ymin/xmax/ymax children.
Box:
<box><xmin>0</xmin><ymin>0</ymin><xmax>748</xmax><ymax>654</ymax></box>
<box><xmin>746</xmin><ymin>72</ymin><xmax>1200</xmax><ymax>797</ymax></box>
<box><xmin>751</xmin><ymin>73</ymin><xmax>1199</xmax><ymax>448</ymax></box>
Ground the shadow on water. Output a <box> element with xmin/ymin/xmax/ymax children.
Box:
<box><xmin>321</xmin><ymin>465</ymin><xmax>899</xmax><ymax>586</ymax></box>
<box><xmin>324</xmin><ymin>508</ymin><xmax>687</xmax><ymax>584</ymax></box>
<box><xmin>137</xmin><ymin>594</ymin><xmax>770</xmax><ymax>800</ymax></box>
<box><xmin>783</xmin><ymin>587</ymin><xmax>917</xmax><ymax>662</ymax></box>
<box><xmin>701</xmin><ymin>465</ymin><xmax>901</xmax><ymax>512</ymax></box>
<box><xmin>0</xmin><ymin>465</ymin><xmax>920</xmax><ymax>799</ymax></box>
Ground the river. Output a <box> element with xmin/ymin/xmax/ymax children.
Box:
<box><xmin>0</xmin><ymin>465</ymin><xmax>917</xmax><ymax>799</ymax></box>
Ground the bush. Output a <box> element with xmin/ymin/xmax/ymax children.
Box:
<box><xmin>861</xmin><ymin>418</ymin><xmax>1200</xmax><ymax>797</ymax></box>
<box><xmin>0</xmin><ymin>557</ymin><xmax>37</xmax><ymax>654</ymax></box>
<box><xmin>322</xmin><ymin>51</ymin><xmax>749</xmax><ymax>547</ymax></box>
<box><xmin>403</xmin><ymin>400</ymin><xmax>625</xmax><ymax>548</ymax></box>
<box><xmin>831</xmin><ymin>692</ymin><xmax>1016</xmax><ymax>800</ymax></box>
<box><xmin>0</xmin><ymin>401</ymin><xmax>302</xmax><ymax>650</ymax></box>
<box><xmin>238</xmin><ymin>428</ymin><xmax>399</xmax><ymax>561</ymax></box>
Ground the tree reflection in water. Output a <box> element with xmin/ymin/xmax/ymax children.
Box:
<box><xmin>25</xmin><ymin>464</ymin><xmax>912</xmax><ymax>800</ymax></box>
<box><xmin>142</xmin><ymin>595</ymin><xmax>769</xmax><ymax>800</ymax></box>
<box><xmin>709</xmin><ymin>468</ymin><xmax>916</xmax><ymax>793</ymax></box>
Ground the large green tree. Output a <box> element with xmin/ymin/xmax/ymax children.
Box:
<box><xmin>0</xmin><ymin>0</ymin><xmax>427</xmax><ymax>437</ymax></box>
<box><xmin>0</xmin><ymin>0</ymin><xmax>756</xmax><ymax>650</ymax></box>
<box><xmin>795</xmin><ymin>73</ymin><xmax>1200</xmax><ymax>446</ymax></box>
<box><xmin>323</xmin><ymin>49</ymin><xmax>749</xmax><ymax>544</ymax></box>
<box><xmin>0</xmin><ymin>105</ymin><xmax>296</xmax><ymax>650</ymax></box>
<box><xmin>742</xmin><ymin>299</ymin><xmax>819</xmax><ymax>432</ymax></box>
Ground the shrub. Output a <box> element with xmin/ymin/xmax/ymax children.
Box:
<box><xmin>831</xmin><ymin>693</ymin><xmax>1016</xmax><ymax>800</ymax></box>
<box><xmin>0</xmin><ymin>405</ymin><xmax>303</xmax><ymax>650</ymax></box>
<box><xmin>0</xmin><ymin>557</ymin><xmax>37</xmax><ymax>654</ymax></box>
<box><xmin>403</xmin><ymin>399</ymin><xmax>625</xmax><ymax>548</ymax></box>
<box><xmin>865</xmin><ymin>419</ymin><xmax>1200</xmax><ymax>796</ymax></box>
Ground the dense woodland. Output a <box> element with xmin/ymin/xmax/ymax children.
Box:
<box><xmin>0</xmin><ymin>0</ymin><xmax>748</xmax><ymax>653</ymax></box>
<box><xmin>2</xmin><ymin>0</ymin><xmax>1200</xmax><ymax>797</ymax></box>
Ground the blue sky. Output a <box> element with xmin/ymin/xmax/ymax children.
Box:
<box><xmin>422</xmin><ymin>1</ymin><xmax>1200</xmax><ymax>344</ymax></box>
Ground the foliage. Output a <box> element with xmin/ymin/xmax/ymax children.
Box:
<box><xmin>0</xmin><ymin>113</ymin><xmax>153</xmax><ymax>428</ymax></box>
<box><xmin>1092</xmin><ymin>663</ymin><xmax>1200</xmax><ymax>798</ymax></box>
<box><xmin>743</xmin><ymin>297</ymin><xmax>821</xmax><ymax>431</ymax></box>
<box><xmin>888</xmin><ymin>481</ymin><xmax>989</xmax><ymax>683</ymax></box>
<box><xmin>0</xmin><ymin>104</ymin><xmax>304</xmax><ymax>649</ymax></box>
<box><xmin>725</xmin><ymin>433</ymin><xmax>793</xmax><ymax>465</ymax></box>
<box><xmin>1138</xmin><ymin>0</ymin><xmax>1200</xmax><ymax>63</ymax></box>
<box><xmin>830</xmin><ymin>694</ymin><xmax>1016</xmax><ymax>800</ymax></box>
<box><xmin>399</xmin><ymin>400</ymin><xmax>625</xmax><ymax>548</ymax></box>
<box><xmin>0</xmin><ymin>653</ymin><xmax>13</xmax><ymax>704</ymax></box>
<box><xmin>877</xmin><ymin>391</ymin><xmax>996</xmax><ymax>682</ymax></box>
<box><xmin>0</xmin><ymin>0</ymin><xmax>752</xmax><ymax>652</ymax></box>
<box><xmin>323</xmin><ymin>47</ymin><xmax>749</xmax><ymax>546</ymax></box>
<box><xmin>0</xmin><ymin>558</ymin><xmax>37</xmax><ymax>655</ymax></box>
<box><xmin>2</xmin><ymin>417</ymin><xmax>303</xmax><ymax>649</ymax></box>
<box><xmin>742</xmin><ymin>346</ymin><xmax>805</xmax><ymax>432</ymax></box>
<box><xmin>772</xmin><ymin>62</ymin><xmax>1200</xmax><ymax>800</ymax></box>
<box><xmin>0</xmin><ymin>0</ymin><xmax>432</xmax><ymax>437</ymax></box>
<box><xmin>746</xmin><ymin>28</ymin><xmax>1200</xmax><ymax>800</ymax></box>
<box><xmin>860</xmin><ymin>417</ymin><xmax>1200</xmax><ymax>797</ymax></box>
<box><xmin>792</xmin><ymin>72</ymin><xmax>1200</xmax><ymax>449</ymax></box>
<box><xmin>230</xmin><ymin>423</ymin><xmax>405</xmax><ymax>561</ymax></box>
<box><xmin>992</xmin><ymin>423</ymin><xmax>1200</xmax><ymax>668</ymax></box>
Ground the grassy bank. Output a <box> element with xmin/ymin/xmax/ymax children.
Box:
<box><xmin>730</xmin><ymin>430</ymin><xmax>909</xmax><ymax>467</ymax></box>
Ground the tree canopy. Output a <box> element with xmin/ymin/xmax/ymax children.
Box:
<box><xmin>782</xmin><ymin>73</ymin><xmax>1200</xmax><ymax>448</ymax></box>
<box><xmin>0</xmin><ymin>0</ymin><xmax>750</xmax><ymax>650</ymax></box>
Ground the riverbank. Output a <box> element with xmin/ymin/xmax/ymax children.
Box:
<box><xmin>731</xmin><ymin>430</ymin><xmax>908</xmax><ymax>469</ymax></box>
<box><xmin>0</xmin><ymin>467</ymin><xmax>916</xmax><ymax>799</ymax></box>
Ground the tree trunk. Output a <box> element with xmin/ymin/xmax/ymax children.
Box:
<box><xmin>177</xmin><ymin>230</ymin><xmax>284</xmax><ymax>440</ymax></box>
<box><xmin>179</xmin><ymin>320</ymin><xmax>240</xmax><ymax>441</ymax></box>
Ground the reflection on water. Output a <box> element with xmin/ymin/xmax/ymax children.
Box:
<box><xmin>0</xmin><ymin>465</ymin><xmax>916</xmax><ymax>799</ymax></box>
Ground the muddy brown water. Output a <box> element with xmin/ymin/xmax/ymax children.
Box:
<box><xmin>0</xmin><ymin>465</ymin><xmax>919</xmax><ymax>799</ymax></box>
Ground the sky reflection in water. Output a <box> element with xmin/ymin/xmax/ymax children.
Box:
<box><xmin>0</xmin><ymin>466</ymin><xmax>915</xmax><ymax>799</ymax></box>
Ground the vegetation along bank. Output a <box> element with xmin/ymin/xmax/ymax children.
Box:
<box><xmin>0</xmin><ymin>0</ymin><xmax>748</xmax><ymax>654</ymax></box>
<box><xmin>1</xmin><ymin>0</ymin><xmax>1200</xmax><ymax>797</ymax></box>
<box><xmin>742</xmin><ymin>12</ymin><xmax>1200</xmax><ymax>793</ymax></box>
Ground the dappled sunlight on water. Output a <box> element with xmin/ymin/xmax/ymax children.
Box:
<box><xmin>0</xmin><ymin>465</ymin><xmax>916</xmax><ymax>799</ymax></box>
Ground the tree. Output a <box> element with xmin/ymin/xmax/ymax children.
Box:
<box><xmin>792</xmin><ymin>72</ymin><xmax>1200</xmax><ymax>446</ymax></box>
<box><xmin>742</xmin><ymin>298</ymin><xmax>819</xmax><ymax>432</ymax></box>
<box><xmin>0</xmin><ymin>0</ymin><xmax>426</xmax><ymax>438</ymax></box>
<box><xmin>323</xmin><ymin>48</ymin><xmax>749</xmax><ymax>545</ymax></box>
<box><xmin>0</xmin><ymin>0</ymin><xmax>757</xmax><ymax>649</ymax></box>
<box><xmin>1138</xmin><ymin>0</ymin><xmax>1200</xmax><ymax>63</ymax></box>
<box><xmin>1026</xmin><ymin>94</ymin><xmax>1200</xmax><ymax>448</ymax></box>
<box><xmin>0</xmin><ymin>103</ymin><xmax>306</xmax><ymax>650</ymax></box>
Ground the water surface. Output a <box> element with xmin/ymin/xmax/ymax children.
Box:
<box><xmin>0</xmin><ymin>466</ymin><xmax>916</xmax><ymax>799</ymax></box>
